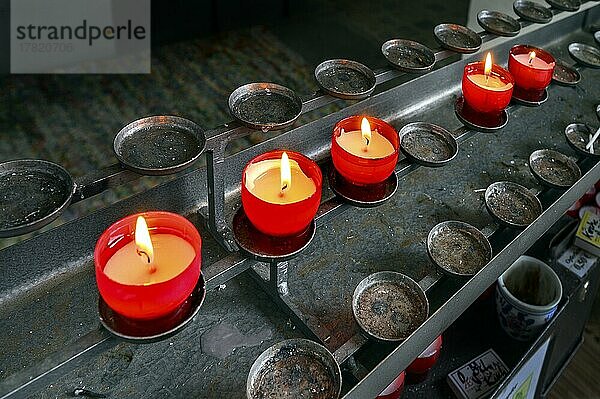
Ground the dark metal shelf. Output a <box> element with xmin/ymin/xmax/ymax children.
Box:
<box><xmin>0</xmin><ymin>3</ymin><xmax>599</xmax><ymax>399</ymax></box>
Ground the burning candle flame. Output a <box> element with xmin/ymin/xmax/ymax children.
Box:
<box><xmin>528</xmin><ymin>51</ymin><xmax>536</xmax><ymax>65</ymax></box>
<box><xmin>135</xmin><ymin>216</ymin><xmax>155</xmax><ymax>266</ymax></box>
<box><xmin>280</xmin><ymin>151</ymin><xmax>292</xmax><ymax>193</ymax></box>
<box><xmin>361</xmin><ymin>117</ymin><xmax>371</xmax><ymax>149</ymax></box>
<box><xmin>484</xmin><ymin>52</ymin><xmax>492</xmax><ymax>85</ymax></box>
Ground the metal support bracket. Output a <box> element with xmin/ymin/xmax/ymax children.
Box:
<box><xmin>205</xmin><ymin>146</ymin><xmax>238</xmax><ymax>252</ymax></box>
<box><xmin>248</xmin><ymin>260</ymin><xmax>334</xmax><ymax>349</ymax></box>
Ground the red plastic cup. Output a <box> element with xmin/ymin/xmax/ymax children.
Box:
<box><xmin>377</xmin><ymin>371</ymin><xmax>405</xmax><ymax>399</ymax></box>
<box><xmin>579</xmin><ymin>205</ymin><xmax>600</xmax><ymax>220</ymax></box>
<box><xmin>567</xmin><ymin>198</ymin><xmax>584</xmax><ymax>218</ymax></box>
<box><xmin>407</xmin><ymin>335</ymin><xmax>443</xmax><ymax>376</ymax></box>
<box><xmin>508</xmin><ymin>45</ymin><xmax>555</xmax><ymax>95</ymax></box>
<box><xmin>462</xmin><ymin>62</ymin><xmax>514</xmax><ymax>115</ymax></box>
<box><xmin>241</xmin><ymin>150</ymin><xmax>322</xmax><ymax>237</ymax></box>
<box><xmin>331</xmin><ymin>116</ymin><xmax>399</xmax><ymax>186</ymax></box>
<box><xmin>95</xmin><ymin>211</ymin><xmax>202</xmax><ymax>320</ymax></box>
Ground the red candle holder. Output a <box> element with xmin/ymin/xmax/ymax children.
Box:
<box><xmin>508</xmin><ymin>45</ymin><xmax>555</xmax><ymax>101</ymax></box>
<box><xmin>462</xmin><ymin>62</ymin><xmax>514</xmax><ymax>115</ymax></box>
<box><xmin>241</xmin><ymin>150</ymin><xmax>322</xmax><ymax>237</ymax></box>
<box><xmin>331</xmin><ymin>116</ymin><xmax>399</xmax><ymax>186</ymax></box>
<box><xmin>406</xmin><ymin>335</ymin><xmax>443</xmax><ymax>382</ymax></box>
<box><xmin>377</xmin><ymin>371</ymin><xmax>406</xmax><ymax>399</ymax></box>
<box><xmin>95</xmin><ymin>211</ymin><xmax>202</xmax><ymax>320</ymax></box>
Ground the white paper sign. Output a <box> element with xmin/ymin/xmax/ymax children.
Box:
<box><xmin>496</xmin><ymin>338</ymin><xmax>551</xmax><ymax>399</ymax></box>
<box><xmin>557</xmin><ymin>245</ymin><xmax>597</xmax><ymax>278</ymax></box>
<box><xmin>447</xmin><ymin>349</ymin><xmax>509</xmax><ymax>399</ymax></box>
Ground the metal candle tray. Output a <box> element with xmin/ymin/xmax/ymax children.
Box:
<box><xmin>1</xmin><ymin>3</ymin><xmax>600</xmax><ymax>398</ymax></box>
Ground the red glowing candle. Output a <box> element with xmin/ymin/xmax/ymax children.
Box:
<box><xmin>406</xmin><ymin>335</ymin><xmax>443</xmax><ymax>376</ymax></box>
<box><xmin>508</xmin><ymin>45</ymin><xmax>555</xmax><ymax>97</ymax></box>
<box><xmin>241</xmin><ymin>150</ymin><xmax>322</xmax><ymax>237</ymax></box>
<box><xmin>377</xmin><ymin>371</ymin><xmax>405</xmax><ymax>399</ymax></box>
<box><xmin>95</xmin><ymin>211</ymin><xmax>202</xmax><ymax>320</ymax></box>
<box><xmin>462</xmin><ymin>52</ymin><xmax>514</xmax><ymax>115</ymax></box>
<box><xmin>331</xmin><ymin>116</ymin><xmax>399</xmax><ymax>186</ymax></box>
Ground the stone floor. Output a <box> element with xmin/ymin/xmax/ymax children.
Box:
<box><xmin>548</xmin><ymin>296</ymin><xmax>600</xmax><ymax>399</ymax></box>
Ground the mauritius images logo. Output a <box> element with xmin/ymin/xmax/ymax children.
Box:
<box><xmin>10</xmin><ymin>0</ymin><xmax>150</xmax><ymax>73</ymax></box>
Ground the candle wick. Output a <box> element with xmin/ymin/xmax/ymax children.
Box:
<box><xmin>485</xmin><ymin>74</ymin><xmax>489</xmax><ymax>86</ymax></box>
<box><xmin>279</xmin><ymin>183</ymin><xmax>288</xmax><ymax>198</ymax></box>
<box><xmin>137</xmin><ymin>249</ymin><xmax>157</xmax><ymax>274</ymax></box>
<box><xmin>137</xmin><ymin>249</ymin><xmax>151</xmax><ymax>264</ymax></box>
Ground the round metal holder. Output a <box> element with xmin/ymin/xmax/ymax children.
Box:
<box><xmin>455</xmin><ymin>96</ymin><xmax>508</xmax><ymax>132</ymax></box>
<box><xmin>228</xmin><ymin>83</ymin><xmax>303</xmax><ymax>131</ymax></box>
<box><xmin>568</xmin><ymin>43</ymin><xmax>600</xmax><ymax>68</ymax></box>
<box><xmin>398</xmin><ymin>122</ymin><xmax>458</xmax><ymax>167</ymax></box>
<box><xmin>552</xmin><ymin>62</ymin><xmax>581</xmax><ymax>86</ymax></box>
<box><xmin>113</xmin><ymin>115</ymin><xmax>206</xmax><ymax>176</ymax></box>
<box><xmin>427</xmin><ymin>221</ymin><xmax>492</xmax><ymax>277</ymax></box>
<box><xmin>434</xmin><ymin>24</ymin><xmax>482</xmax><ymax>54</ymax></box>
<box><xmin>232</xmin><ymin>208</ymin><xmax>316</xmax><ymax>262</ymax></box>
<box><xmin>477</xmin><ymin>10</ymin><xmax>521</xmax><ymax>37</ymax></box>
<box><xmin>99</xmin><ymin>273</ymin><xmax>206</xmax><ymax>343</ymax></box>
<box><xmin>545</xmin><ymin>0</ymin><xmax>580</xmax><ymax>11</ymax></box>
<box><xmin>529</xmin><ymin>149</ymin><xmax>581</xmax><ymax>189</ymax></box>
<box><xmin>352</xmin><ymin>271</ymin><xmax>429</xmax><ymax>342</ymax></box>
<box><xmin>381</xmin><ymin>39</ymin><xmax>436</xmax><ymax>73</ymax></box>
<box><xmin>314</xmin><ymin>59</ymin><xmax>376</xmax><ymax>100</ymax></box>
<box><xmin>328</xmin><ymin>167</ymin><xmax>398</xmax><ymax>208</ymax></box>
<box><xmin>564</xmin><ymin>123</ymin><xmax>600</xmax><ymax>158</ymax></box>
<box><xmin>0</xmin><ymin>159</ymin><xmax>75</xmax><ymax>238</ymax></box>
<box><xmin>513</xmin><ymin>0</ymin><xmax>553</xmax><ymax>23</ymax></box>
<box><xmin>247</xmin><ymin>338</ymin><xmax>342</xmax><ymax>399</ymax></box>
<box><xmin>485</xmin><ymin>181</ymin><xmax>543</xmax><ymax>228</ymax></box>
<box><xmin>511</xmin><ymin>87</ymin><xmax>549</xmax><ymax>106</ymax></box>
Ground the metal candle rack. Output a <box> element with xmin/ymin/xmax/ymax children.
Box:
<box><xmin>1</xmin><ymin>2</ymin><xmax>600</xmax><ymax>398</ymax></box>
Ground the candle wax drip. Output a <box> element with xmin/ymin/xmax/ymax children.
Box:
<box><xmin>245</xmin><ymin>159</ymin><xmax>316</xmax><ymax>205</ymax></box>
<box><xmin>467</xmin><ymin>74</ymin><xmax>513</xmax><ymax>91</ymax></box>
<box><xmin>337</xmin><ymin>129</ymin><xmax>395</xmax><ymax>159</ymax></box>
<box><xmin>104</xmin><ymin>234</ymin><xmax>195</xmax><ymax>285</ymax></box>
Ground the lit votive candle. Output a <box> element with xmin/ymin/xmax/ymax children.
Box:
<box><xmin>331</xmin><ymin>116</ymin><xmax>399</xmax><ymax>185</ymax></box>
<box><xmin>462</xmin><ymin>52</ymin><xmax>514</xmax><ymax>115</ymax></box>
<box><xmin>95</xmin><ymin>211</ymin><xmax>202</xmax><ymax>320</ymax></box>
<box><xmin>241</xmin><ymin>150</ymin><xmax>322</xmax><ymax>237</ymax></box>
<box><xmin>508</xmin><ymin>45</ymin><xmax>555</xmax><ymax>99</ymax></box>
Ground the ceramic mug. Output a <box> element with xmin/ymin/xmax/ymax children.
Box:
<box><xmin>496</xmin><ymin>255</ymin><xmax>562</xmax><ymax>341</ymax></box>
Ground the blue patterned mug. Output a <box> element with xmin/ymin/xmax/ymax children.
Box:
<box><xmin>496</xmin><ymin>256</ymin><xmax>562</xmax><ymax>341</ymax></box>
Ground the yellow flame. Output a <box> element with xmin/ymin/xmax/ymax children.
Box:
<box><xmin>135</xmin><ymin>216</ymin><xmax>154</xmax><ymax>264</ymax></box>
<box><xmin>484</xmin><ymin>52</ymin><xmax>492</xmax><ymax>76</ymax></box>
<box><xmin>361</xmin><ymin>117</ymin><xmax>371</xmax><ymax>147</ymax></box>
<box><xmin>280</xmin><ymin>152</ymin><xmax>292</xmax><ymax>192</ymax></box>
<box><xmin>528</xmin><ymin>51</ymin><xmax>536</xmax><ymax>64</ymax></box>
